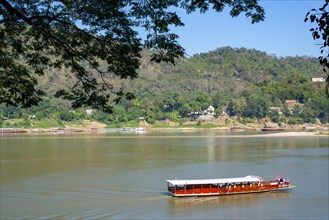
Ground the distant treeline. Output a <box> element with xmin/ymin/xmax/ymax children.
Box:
<box><xmin>1</xmin><ymin>47</ymin><xmax>328</xmax><ymax>127</ymax></box>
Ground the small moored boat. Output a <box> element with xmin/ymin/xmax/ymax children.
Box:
<box><xmin>166</xmin><ymin>175</ymin><xmax>295</xmax><ymax>197</ymax></box>
<box><xmin>261</xmin><ymin>126</ymin><xmax>285</xmax><ymax>131</ymax></box>
<box><xmin>0</xmin><ymin>128</ymin><xmax>27</xmax><ymax>133</ymax></box>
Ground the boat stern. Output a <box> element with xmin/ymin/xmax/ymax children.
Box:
<box><xmin>279</xmin><ymin>184</ymin><xmax>296</xmax><ymax>191</ymax></box>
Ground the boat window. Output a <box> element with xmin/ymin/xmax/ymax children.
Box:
<box><xmin>204</xmin><ymin>184</ymin><xmax>211</xmax><ymax>188</ymax></box>
<box><xmin>194</xmin><ymin>185</ymin><xmax>201</xmax><ymax>189</ymax></box>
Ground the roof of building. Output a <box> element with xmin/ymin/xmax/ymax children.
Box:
<box><xmin>166</xmin><ymin>175</ymin><xmax>263</xmax><ymax>186</ymax></box>
<box><xmin>285</xmin><ymin>100</ymin><xmax>297</xmax><ymax>103</ymax></box>
<box><xmin>312</xmin><ymin>74</ymin><xmax>326</xmax><ymax>78</ymax></box>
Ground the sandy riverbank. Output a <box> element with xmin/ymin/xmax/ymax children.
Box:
<box><xmin>32</xmin><ymin>130</ymin><xmax>329</xmax><ymax>137</ymax></box>
<box><xmin>2</xmin><ymin>123</ymin><xmax>328</xmax><ymax>137</ymax></box>
<box><xmin>240</xmin><ymin>131</ymin><xmax>325</xmax><ymax>137</ymax></box>
<box><xmin>1</xmin><ymin>131</ymin><xmax>328</xmax><ymax>140</ymax></box>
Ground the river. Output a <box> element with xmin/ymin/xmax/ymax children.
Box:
<box><xmin>1</xmin><ymin>132</ymin><xmax>328</xmax><ymax>219</ymax></box>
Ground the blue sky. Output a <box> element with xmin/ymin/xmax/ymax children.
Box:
<box><xmin>170</xmin><ymin>0</ymin><xmax>325</xmax><ymax>57</ymax></box>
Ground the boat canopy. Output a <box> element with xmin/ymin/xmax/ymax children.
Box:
<box><xmin>166</xmin><ymin>175</ymin><xmax>263</xmax><ymax>186</ymax></box>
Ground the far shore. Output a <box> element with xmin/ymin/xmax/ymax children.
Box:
<box><xmin>232</xmin><ymin>131</ymin><xmax>325</xmax><ymax>137</ymax></box>
<box><xmin>1</xmin><ymin>120</ymin><xmax>328</xmax><ymax>137</ymax></box>
<box><xmin>2</xmin><ymin>118</ymin><xmax>328</xmax><ymax>137</ymax></box>
<box><xmin>1</xmin><ymin>128</ymin><xmax>326</xmax><ymax>138</ymax></box>
<box><xmin>1</xmin><ymin>132</ymin><xmax>327</xmax><ymax>140</ymax></box>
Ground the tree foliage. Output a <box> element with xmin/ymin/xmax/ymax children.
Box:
<box><xmin>0</xmin><ymin>0</ymin><xmax>265</xmax><ymax>112</ymax></box>
<box><xmin>305</xmin><ymin>2</ymin><xmax>329</xmax><ymax>95</ymax></box>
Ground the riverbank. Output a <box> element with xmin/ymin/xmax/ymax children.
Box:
<box><xmin>1</xmin><ymin>129</ymin><xmax>327</xmax><ymax>137</ymax></box>
<box><xmin>1</xmin><ymin>119</ymin><xmax>328</xmax><ymax>136</ymax></box>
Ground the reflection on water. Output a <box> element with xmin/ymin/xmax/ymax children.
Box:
<box><xmin>167</xmin><ymin>191</ymin><xmax>295</xmax><ymax>219</ymax></box>
<box><xmin>169</xmin><ymin>191</ymin><xmax>291</xmax><ymax>211</ymax></box>
<box><xmin>0</xmin><ymin>133</ymin><xmax>328</xmax><ymax>219</ymax></box>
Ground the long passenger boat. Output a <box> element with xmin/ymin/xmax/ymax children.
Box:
<box><xmin>166</xmin><ymin>175</ymin><xmax>295</xmax><ymax>197</ymax></box>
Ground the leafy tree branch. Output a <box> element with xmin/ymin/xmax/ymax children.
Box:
<box><xmin>305</xmin><ymin>1</ymin><xmax>329</xmax><ymax>96</ymax></box>
<box><xmin>0</xmin><ymin>0</ymin><xmax>265</xmax><ymax>112</ymax></box>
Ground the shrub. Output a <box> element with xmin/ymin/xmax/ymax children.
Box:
<box><xmin>288</xmin><ymin>117</ymin><xmax>303</xmax><ymax>125</ymax></box>
<box><xmin>59</xmin><ymin>111</ymin><xmax>75</xmax><ymax>121</ymax></box>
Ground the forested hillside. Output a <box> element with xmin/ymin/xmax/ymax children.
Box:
<box><xmin>133</xmin><ymin>47</ymin><xmax>323</xmax><ymax>107</ymax></box>
<box><xmin>1</xmin><ymin>47</ymin><xmax>328</xmax><ymax>127</ymax></box>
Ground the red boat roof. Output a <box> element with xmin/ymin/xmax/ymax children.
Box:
<box><xmin>166</xmin><ymin>175</ymin><xmax>263</xmax><ymax>186</ymax></box>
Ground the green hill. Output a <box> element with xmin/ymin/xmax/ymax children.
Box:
<box><xmin>1</xmin><ymin>47</ymin><xmax>328</xmax><ymax>127</ymax></box>
<box><xmin>132</xmin><ymin>47</ymin><xmax>323</xmax><ymax>104</ymax></box>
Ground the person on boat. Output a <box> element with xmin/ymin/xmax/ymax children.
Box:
<box><xmin>285</xmin><ymin>177</ymin><xmax>290</xmax><ymax>184</ymax></box>
<box><xmin>279</xmin><ymin>178</ymin><xmax>284</xmax><ymax>184</ymax></box>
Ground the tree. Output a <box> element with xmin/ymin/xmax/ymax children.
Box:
<box><xmin>300</xmin><ymin>106</ymin><xmax>316</xmax><ymax>123</ymax></box>
<box><xmin>243</xmin><ymin>94</ymin><xmax>269</xmax><ymax>118</ymax></box>
<box><xmin>108</xmin><ymin>105</ymin><xmax>127</xmax><ymax>123</ymax></box>
<box><xmin>305</xmin><ymin>2</ymin><xmax>329</xmax><ymax>96</ymax></box>
<box><xmin>179</xmin><ymin>103</ymin><xmax>193</xmax><ymax>117</ymax></box>
<box><xmin>0</xmin><ymin>107</ymin><xmax>3</xmax><ymax>126</ymax></box>
<box><xmin>306</xmin><ymin>91</ymin><xmax>329</xmax><ymax>122</ymax></box>
<box><xmin>228</xmin><ymin>97</ymin><xmax>247</xmax><ymax>116</ymax></box>
<box><xmin>195</xmin><ymin>92</ymin><xmax>211</xmax><ymax>110</ymax></box>
<box><xmin>59</xmin><ymin>110</ymin><xmax>75</xmax><ymax>121</ymax></box>
<box><xmin>282</xmin><ymin>104</ymin><xmax>291</xmax><ymax>117</ymax></box>
<box><xmin>272</xmin><ymin>98</ymin><xmax>282</xmax><ymax>107</ymax></box>
<box><xmin>2</xmin><ymin>105</ymin><xmax>23</xmax><ymax>118</ymax></box>
<box><xmin>292</xmin><ymin>104</ymin><xmax>302</xmax><ymax>116</ymax></box>
<box><xmin>0</xmin><ymin>0</ymin><xmax>265</xmax><ymax>112</ymax></box>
